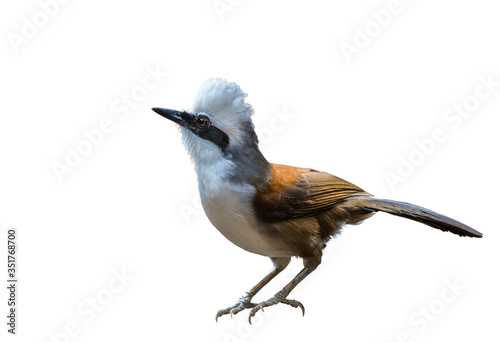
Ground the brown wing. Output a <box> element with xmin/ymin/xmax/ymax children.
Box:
<box><xmin>253</xmin><ymin>164</ymin><xmax>372</xmax><ymax>221</ymax></box>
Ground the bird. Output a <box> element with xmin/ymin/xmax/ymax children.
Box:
<box><xmin>151</xmin><ymin>78</ymin><xmax>482</xmax><ymax>324</ymax></box>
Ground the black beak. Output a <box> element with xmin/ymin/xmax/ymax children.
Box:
<box><xmin>152</xmin><ymin>107</ymin><xmax>186</xmax><ymax>126</ymax></box>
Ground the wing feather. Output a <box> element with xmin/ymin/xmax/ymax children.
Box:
<box><xmin>253</xmin><ymin>164</ymin><xmax>372</xmax><ymax>221</ymax></box>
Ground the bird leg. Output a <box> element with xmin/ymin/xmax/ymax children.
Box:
<box><xmin>215</xmin><ymin>257</ymin><xmax>290</xmax><ymax>322</ymax></box>
<box><xmin>247</xmin><ymin>256</ymin><xmax>320</xmax><ymax>324</ymax></box>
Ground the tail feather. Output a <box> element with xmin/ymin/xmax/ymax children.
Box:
<box><xmin>349</xmin><ymin>197</ymin><xmax>482</xmax><ymax>238</ymax></box>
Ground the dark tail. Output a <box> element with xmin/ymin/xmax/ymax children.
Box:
<box><xmin>348</xmin><ymin>197</ymin><xmax>482</xmax><ymax>238</ymax></box>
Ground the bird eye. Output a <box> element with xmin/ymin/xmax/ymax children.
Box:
<box><xmin>195</xmin><ymin>115</ymin><xmax>211</xmax><ymax>129</ymax></box>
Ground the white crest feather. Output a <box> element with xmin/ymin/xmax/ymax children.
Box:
<box><xmin>189</xmin><ymin>78</ymin><xmax>254</xmax><ymax>146</ymax></box>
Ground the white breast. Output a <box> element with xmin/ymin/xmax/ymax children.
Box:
<box><xmin>183</xmin><ymin>131</ymin><xmax>291</xmax><ymax>257</ymax></box>
<box><xmin>197</xmin><ymin>166</ymin><xmax>291</xmax><ymax>257</ymax></box>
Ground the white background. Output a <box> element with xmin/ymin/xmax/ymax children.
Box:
<box><xmin>1</xmin><ymin>0</ymin><xmax>499</xmax><ymax>341</ymax></box>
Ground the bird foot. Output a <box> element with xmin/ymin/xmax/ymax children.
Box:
<box><xmin>215</xmin><ymin>293</ymin><xmax>258</xmax><ymax>322</ymax></box>
<box><xmin>216</xmin><ymin>290</ymin><xmax>305</xmax><ymax>324</ymax></box>
<box><xmin>248</xmin><ymin>290</ymin><xmax>305</xmax><ymax>324</ymax></box>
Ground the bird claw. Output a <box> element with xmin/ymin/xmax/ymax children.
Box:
<box><xmin>215</xmin><ymin>294</ymin><xmax>257</xmax><ymax>322</ymax></box>
<box><xmin>229</xmin><ymin>306</ymin><xmax>246</xmax><ymax>318</ymax></box>
<box><xmin>216</xmin><ymin>292</ymin><xmax>305</xmax><ymax>324</ymax></box>
<box><xmin>248</xmin><ymin>293</ymin><xmax>305</xmax><ymax>324</ymax></box>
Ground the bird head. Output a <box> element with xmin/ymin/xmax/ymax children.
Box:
<box><xmin>152</xmin><ymin>78</ymin><xmax>264</xmax><ymax>170</ymax></box>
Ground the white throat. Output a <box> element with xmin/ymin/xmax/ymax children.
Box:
<box><xmin>181</xmin><ymin>127</ymin><xmax>235</xmax><ymax>195</ymax></box>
